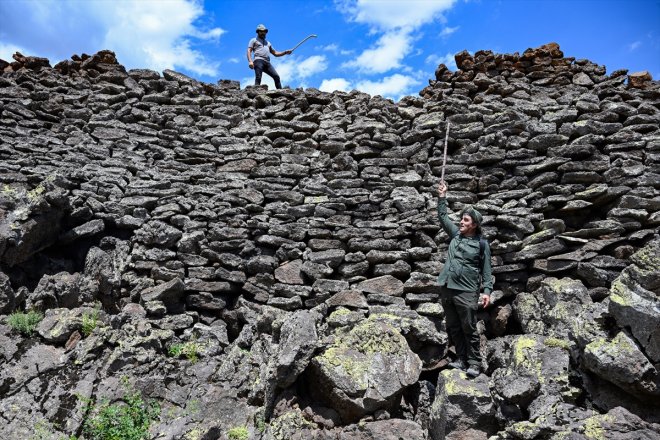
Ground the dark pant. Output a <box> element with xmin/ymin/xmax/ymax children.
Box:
<box><xmin>254</xmin><ymin>59</ymin><xmax>282</xmax><ymax>89</ymax></box>
<box><xmin>440</xmin><ymin>286</ymin><xmax>482</xmax><ymax>367</ymax></box>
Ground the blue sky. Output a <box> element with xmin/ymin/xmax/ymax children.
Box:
<box><xmin>1</xmin><ymin>0</ymin><xmax>658</xmax><ymax>100</ymax></box>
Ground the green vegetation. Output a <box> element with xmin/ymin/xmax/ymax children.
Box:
<box><xmin>81</xmin><ymin>379</ymin><xmax>160</xmax><ymax>440</ymax></box>
<box><xmin>82</xmin><ymin>305</ymin><xmax>101</xmax><ymax>337</ymax></box>
<box><xmin>31</xmin><ymin>419</ymin><xmax>79</xmax><ymax>440</ymax></box>
<box><xmin>168</xmin><ymin>340</ymin><xmax>202</xmax><ymax>363</ymax></box>
<box><xmin>227</xmin><ymin>426</ymin><xmax>249</xmax><ymax>440</ymax></box>
<box><xmin>256</xmin><ymin>416</ymin><xmax>266</xmax><ymax>433</ymax></box>
<box><xmin>8</xmin><ymin>310</ymin><xmax>43</xmax><ymax>336</ymax></box>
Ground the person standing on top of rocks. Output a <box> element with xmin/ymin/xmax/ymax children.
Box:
<box><xmin>437</xmin><ymin>181</ymin><xmax>493</xmax><ymax>378</ymax></box>
<box><xmin>247</xmin><ymin>24</ymin><xmax>292</xmax><ymax>89</ymax></box>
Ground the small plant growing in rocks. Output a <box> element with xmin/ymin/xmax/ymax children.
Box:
<box><xmin>227</xmin><ymin>426</ymin><xmax>249</xmax><ymax>440</ymax></box>
<box><xmin>168</xmin><ymin>340</ymin><xmax>202</xmax><ymax>363</ymax></box>
<box><xmin>82</xmin><ymin>305</ymin><xmax>101</xmax><ymax>337</ymax></box>
<box><xmin>7</xmin><ymin>310</ymin><xmax>43</xmax><ymax>336</ymax></box>
<box><xmin>81</xmin><ymin>377</ymin><xmax>160</xmax><ymax>440</ymax></box>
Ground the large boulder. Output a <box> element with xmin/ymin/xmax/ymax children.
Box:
<box><xmin>487</xmin><ymin>334</ymin><xmax>580</xmax><ymax>413</ymax></box>
<box><xmin>513</xmin><ymin>277</ymin><xmax>592</xmax><ymax>338</ymax></box>
<box><xmin>308</xmin><ymin>316</ymin><xmax>422</xmax><ymax>423</ymax></box>
<box><xmin>583</xmin><ymin>331</ymin><xmax>659</xmax><ymax>401</ymax></box>
<box><xmin>271</xmin><ymin>309</ymin><xmax>321</xmax><ymax>388</ymax></box>
<box><xmin>609</xmin><ymin>241</ymin><xmax>660</xmax><ymax>364</ymax></box>
<box><xmin>27</xmin><ymin>272</ymin><xmax>85</xmax><ymax>310</ymax></box>
<box><xmin>429</xmin><ymin>369</ymin><xmax>497</xmax><ymax>440</ymax></box>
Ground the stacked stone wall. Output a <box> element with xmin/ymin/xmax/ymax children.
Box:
<box><xmin>0</xmin><ymin>44</ymin><xmax>658</xmax><ymax>439</ymax></box>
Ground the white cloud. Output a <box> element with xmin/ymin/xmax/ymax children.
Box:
<box><xmin>321</xmin><ymin>43</ymin><xmax>339</xmax><ymax>53</ymax></box>
<box><xmin>338</xmin><ymin>0</ymin><xmax>456</xmax><ymax>31</ymax></box>
<box><xmin>440</xmin><ymin>26</ymin><xmax>459</xmax><ymax>37</ymax></box>
<box><xmin>228</xmin><ymin>57</ymin><xmax>240</xmax><ymax>64</ymax></box>
<box><xmin>338</xmin><ymin>0</ymin><xmax>458</xmax><ymax>75</ymax></box>
<box><xmin>0</xmin><ymin>0</ymin><xmax>223</xmax><ymax>77</ymax></box>
<box><xmin>425</xmin><ymin>52</ymin><xmax>457</xmax><ymax>70</ymax></box>
<box><xmin>94</xmin><ymin>0</ymin><xmax>223</xmax><ymax>76</ymax></box>
<box><xmin>342</xmin><ymin>30</ymin><xmax>412</xmax><ymax>74</ymax></box>
<box><xmin>628</xmin><ymin>41</ymin><xmax>642</xmax><ymax>51</ymax></box>
<box><xmin>319</xmin><ymin>73</ymin><xmax>420</xmax><ymax>99</ymax></box>
<box><xmin>355</xmin><ymin>73</ymin><xmax>421</xmax><ymax>99</ymax></box>
<box><xmin>0</xmin><ymin>42</ymin><xmax>29</xmax><ymax>61</ymax></box>
<box><xmin>319</xmin><ymin>78</ymin><xmax>352</xmax><ymax>92</ymax></box>
<box><xmin>297</xmin><ymin>55</ymin><xmax>329</xmax><ymax>78</ymax></box>
<box><xmin>319</xmin><ymin>43</ymin><xmax>353</xmax><ymax>56</ymax></box>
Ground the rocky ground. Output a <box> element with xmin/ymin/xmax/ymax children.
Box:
<box><xmin>0</xmin><ymin>43</ymin><xmax>659</xmax><ymax>439</ymax></box>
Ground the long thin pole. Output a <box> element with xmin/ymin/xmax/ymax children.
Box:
<box><xmin>290</xmin><ymin>34</ymin><xmax>317</xmax><ymax>53</ymax></box>
<box><xmin>441</xmin><ymin>121</ymin><xmax>451</xmax><ymax>183</ymax></box>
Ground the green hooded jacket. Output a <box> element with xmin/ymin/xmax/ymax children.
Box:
<box><xmin>437</xmin><ymin>198</ymin><xmax>493</xmax><ymax>295</ymax></box>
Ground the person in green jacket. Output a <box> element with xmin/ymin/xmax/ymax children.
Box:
<box><xmin>437</xmin><ymin>181</ymin><xmax>493</xmax><ymax>378</ymax></box>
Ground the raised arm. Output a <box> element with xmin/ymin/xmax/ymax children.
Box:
<box><xmin>437</xmin><ymin>181</ymin><xmax>459</xmax><ymax>237</ymax></box>
<box><xmin>270</xmin><ymin>46</ymin><xmax>292</xmax><ymax>57</ymax></box>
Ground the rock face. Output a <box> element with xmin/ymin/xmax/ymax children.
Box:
<box><xmin>309</xmin><ymin>316</ymin><xmax>422</xmax><ymax>423</ymax></box>
<box><xmin>0</xmin><ymin>43</ymin><xmax>659</xmax><ymax>439</ymax></box>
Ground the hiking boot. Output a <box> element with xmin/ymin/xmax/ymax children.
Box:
<box><xmin>466</xmin><ymin>365</ymin><xmax>482</xmax><ymax>378</ymax></box>
<box><xmin>448</xmin><ymin>360</ymin><xmax>467</xmax><ymax>370</ymax></box>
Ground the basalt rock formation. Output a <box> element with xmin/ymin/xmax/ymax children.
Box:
<box><xmin>0</xmin><ymin>43</ymin><xmax>659</xmax><ymax>439</ymax></box>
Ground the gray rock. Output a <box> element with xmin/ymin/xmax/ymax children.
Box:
<box><xmin>583</xmin><ymin>331</ymin><xmax>659</xmax><ymax>400</ymax></box>
<box><xmin>338</xmin><ymin>419</ymin><xmax>426</xmax><ymax>440</ymax></box>
<box><xmin>0</xmin><ymin>271</ymin><xmax>15</xmax><ymax>313</ymax></box>
<box><xmin>27</xmin><ymin>272</ymin><xmax>84</xmax><ymax>310</ymax></box>
<box><xmin>326</xmin><ymin>290</ymin><xmax>368</xmax><ymax>308</ymax></box>
<box><xmin>429</xmin><ymin>369</ymin><xmax>497</xmax><ymax>440</ymax></box>
<box><xmin>274</xmin><ymin>259</ymin><xmax>305</xmax><ymax>284</ymax></box>
<box><xmin>36</xmin><ymin>307</ymin><xmax>85</xmax><ymax>343</ymax></box>
<box><xmin>140</xmin><ymin>278</ymin><xmax>185</xmax><ymax>311</ymax></box>
<box><xmin>271</xmin><ymin>309</ymin><xmax>321</xmax><ymax>388</ymax></box>
<box><xmin>508</xmin><ymin>238</ymin><xmax>567</xmax><ymax>261</ymax></box>
<box><xmin>309</xmin><ymin>317</ymin><xmax>422</xmax><ymax>422</ymax></box>
<box><xmin>356</xmin><ymin>275</ymin><xmax>405</xmax><ymax>297</ymax></box>
<box><xmin>308</xmin><ymin>249</ymin><xmax>346</xmax><ymax>268</ymax></box>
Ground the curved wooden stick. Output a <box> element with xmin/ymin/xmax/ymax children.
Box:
<box><xmin>290</xmin><ymin>34</ymin><xmax>318</xmax><ymax>53</ymax></box>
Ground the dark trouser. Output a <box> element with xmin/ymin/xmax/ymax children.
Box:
<box><xmin>254</xmin><ymin>59</ymin><xmax>282</xmax><ymax>89</ymax></box>
<box><xmin>440</xmin><ymin>286</ymin><xmax>482</xmax><ymax>367</ymax></box>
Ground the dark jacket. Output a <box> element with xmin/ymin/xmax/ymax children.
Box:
<box><xmin>437</xmin><ymin>198</ymin><xmax>493</xmax><ymax>295</ymax></box>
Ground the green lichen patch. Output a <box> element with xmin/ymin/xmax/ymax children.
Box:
<box><xmin>512</xmin><ymin>336</ymin><xmax>545</xmax><ymax>384</ymax></box>
<box><xmin>269</xmin><ymin>409</ymin><xmax>315</xmax><ymax>440</ymax></box>
<box><xmin>581</xmin><ymin>413</ymin><xmax>615</xmax><ymax>440</ymax></box>
<box><xmin>630</xmin><ymin>241</ymin><xmax>660</xmax><ymax>271</ymax></box>
<box><xmin>609</xmin><ymin>277</ymin><xmax>632</xmax><ymax>307</ymax></box>
<box><xmin>440</xmin><ymin>369</ymin><xmax>488</xmax><ymax>398</ymax></box>
<box><xmin>316</xmin><ymin>318</ymin><xmax>409</xmax><ymax>388</ymax></box>
<box><xmin>544</xmin><ymin>337</ymin><xmax>571</xmax><ymax>350</ymax></box>
<box><xmin>329</xmin><ymin>307</ymin><xmax>351</xmax><ymax>319</ymax></box>
<box><xmin>585</xmin><ymin>331</ymin><xmax>636</xmax><ymax>360</ymax></box>
<box><xmin>506</xmin><ymin>420</ymin><xmax>542</xmax><ymax>440</ymax></box>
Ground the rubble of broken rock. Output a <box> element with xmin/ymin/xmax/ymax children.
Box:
<box><xmin>0</xmin><ymin>43</ymin><xmax>659</xmax><ymax>439</ymax></box>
